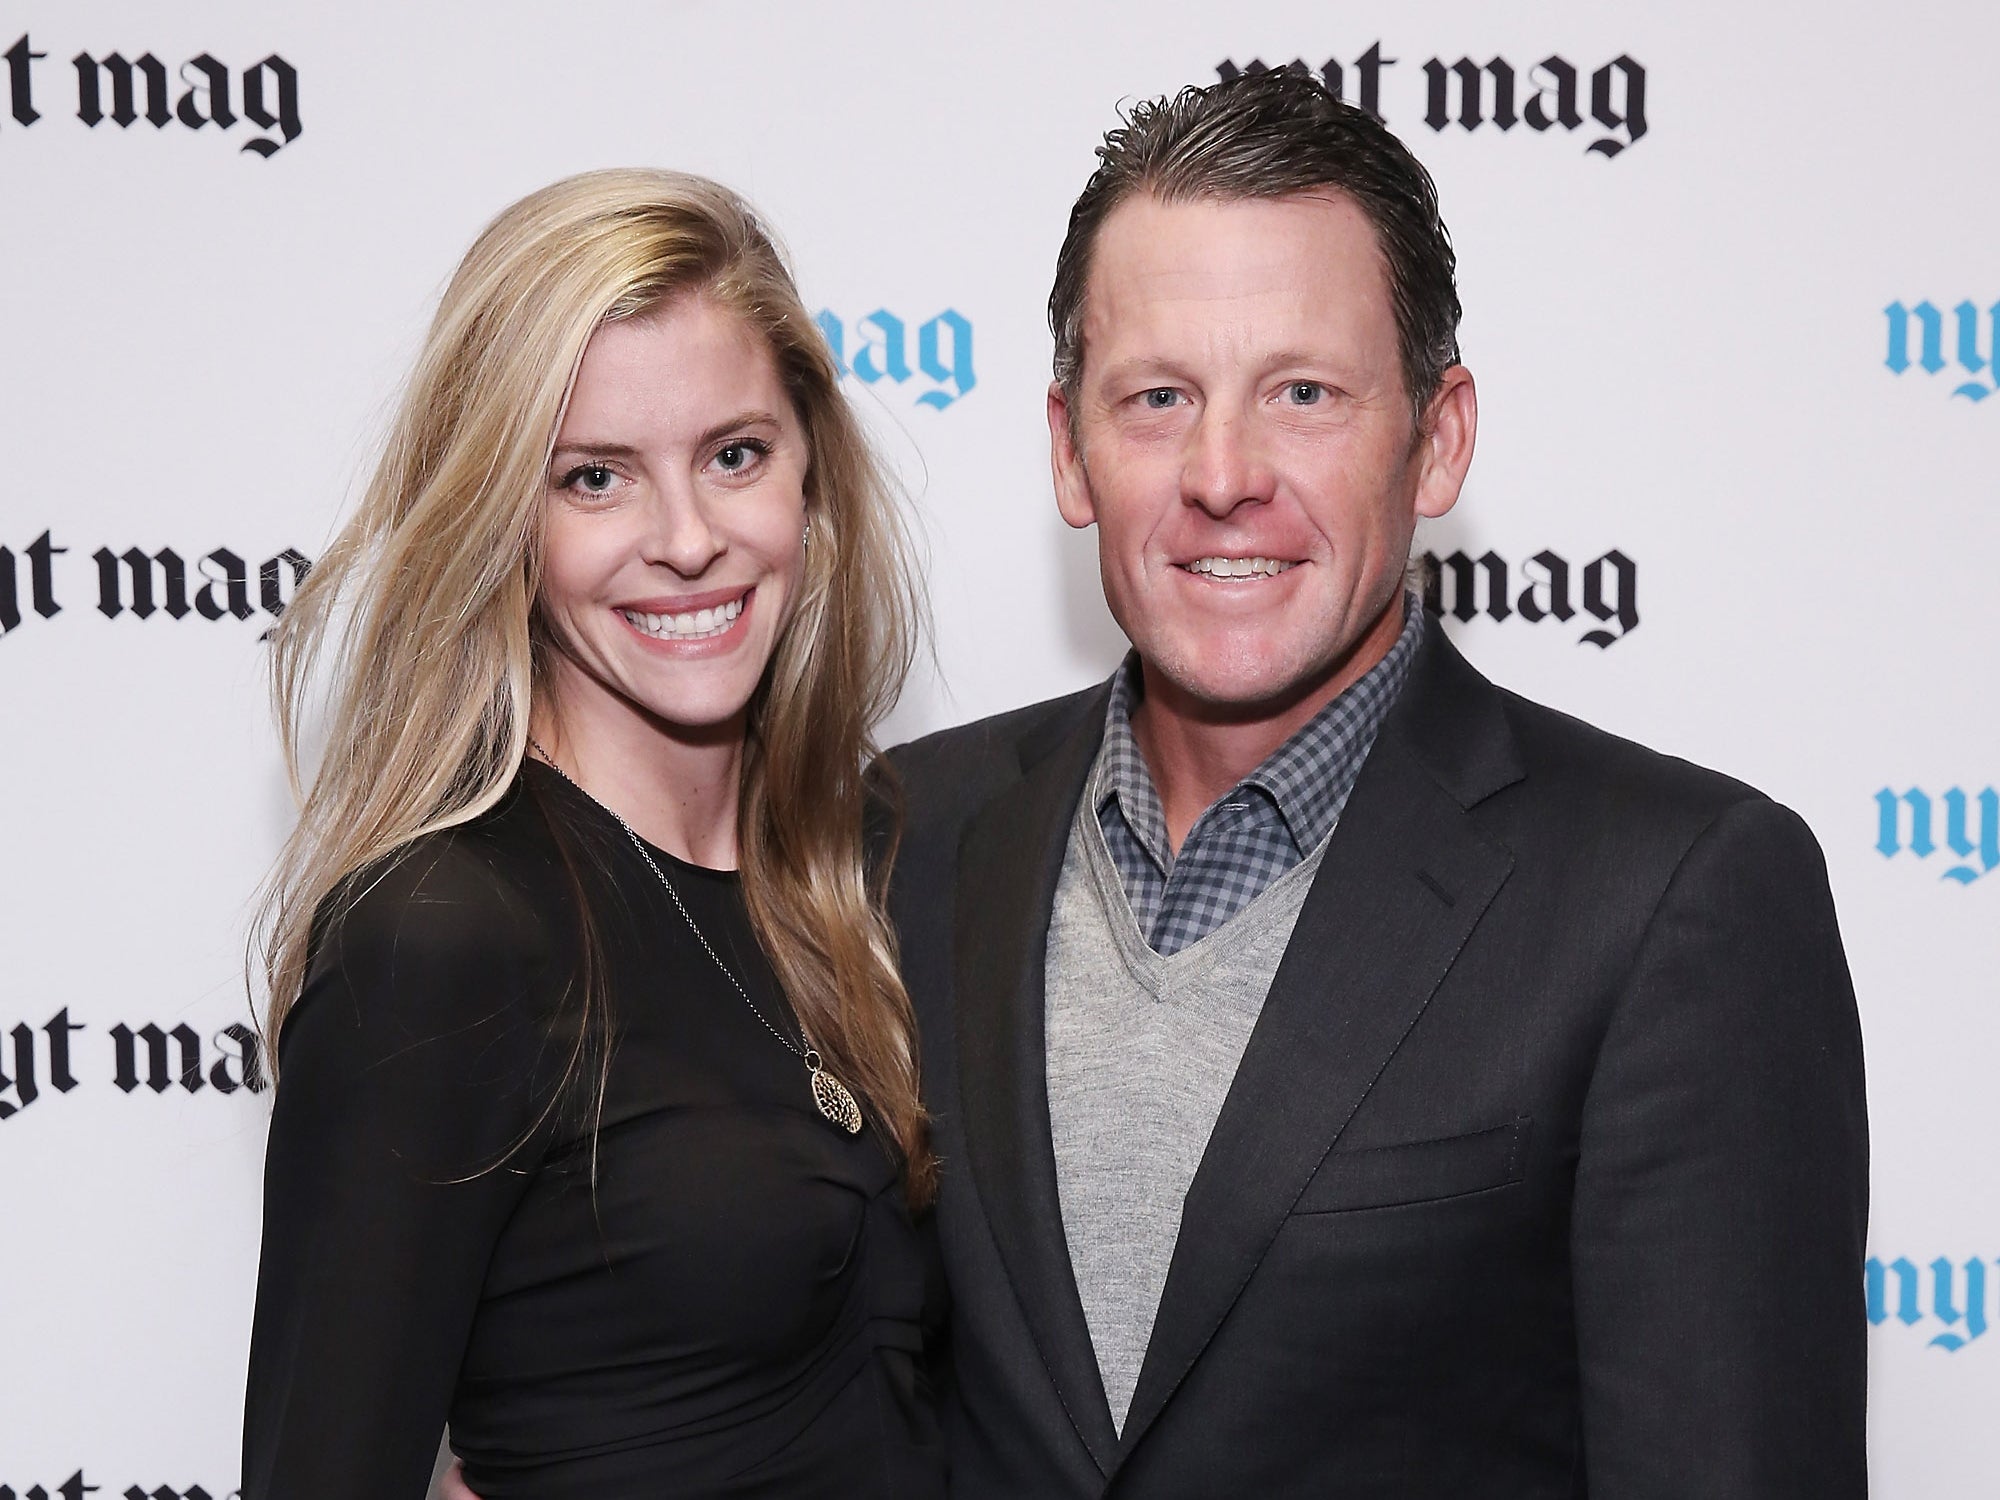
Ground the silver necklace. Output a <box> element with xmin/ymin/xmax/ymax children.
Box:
<box><xmin>526</xmin><ymin>738</ymin><xmax>864</xmax><ymax>1136</ymax></box>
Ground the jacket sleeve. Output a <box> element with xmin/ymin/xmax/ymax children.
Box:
<box><xmin>1571</xmin><ymin>796</ymin><xmax>1869</xmax><ymax>1498</ymax></box>
<box><xmin>241</xmin><ymin>851</ymin><xmax>554</xmax><ymax>1500</ymax></box>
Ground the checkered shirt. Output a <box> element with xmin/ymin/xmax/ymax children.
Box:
<box><xmin>1092</xmin><ymin>593</ymin><xmax>1425</xmax><ymax>957</ymax></box>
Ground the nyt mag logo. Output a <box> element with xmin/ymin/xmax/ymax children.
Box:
<box><xmin>2</xmin><ymin>32</ymin><xmax>302</xmax><ymax>157</ymax></box>
<box><xmin>816</xmin><ymin>308</ymin><xmax>975</xmax><ymax>411</ymax></box>
<box><xmin>1875</xmin><ymin>787</ymin><xmax>1997</xmax><ymax>883</ymax></box>
<box><xmin>1868</xmin><ymin>1255</ymin><xmax>1993</xmax><ymax>1352</ymax></box>
<box><xmin>1214</xmin><ymin>46</ymin><xmax>1646</xmax><ymax>158</ymax></box>
<box><xmin>1884</xmin><ymin>300</ymin><xmax>1998</xmax><ymax>401</ymax></box>
<box><xmin>1420</xmin><ymin>546</ymin><xmax>1639</xmax><ymax>648</ymax></box>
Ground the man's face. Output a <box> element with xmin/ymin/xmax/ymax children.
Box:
<box><xmin>1049</xmin><ymin>191</ymin><xmax>1474</xmax><ymax>721</ymax></box>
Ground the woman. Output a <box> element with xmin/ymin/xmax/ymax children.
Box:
<box><xmin>242</xmin><ymin>170</ymin><xmax>941</xmax><ymax>1498</ymax></box>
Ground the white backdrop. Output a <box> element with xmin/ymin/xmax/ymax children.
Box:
<box><xmin>2</xmin><ymin>1</ymin><xmax>1995</xmax><ymax>1492</ymax></box>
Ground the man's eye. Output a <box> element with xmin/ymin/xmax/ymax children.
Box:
<box><xmin>1287</xmin><ymin>382</ymin><xmax>1325</xmax><ymax>405</ymax></box>
<box><xmin>1142</xmin><ymin>388</ymin><xmax>1180</xmax><ymax>410</ymax></box>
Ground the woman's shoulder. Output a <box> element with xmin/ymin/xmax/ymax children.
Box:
<box><xmin>277</xmin><ymin>779</ymin><xmax>584</xmax><ymax>1163</ymax></box>
<box><xmin>297</xmin><ymin>777</ymin><xmax>578</xmax><ymax>1042</ymax></box>
<box><xmin>340</xmin><ymin>783</ymin><xmax>562</xmax><ymax>945</ymax></box>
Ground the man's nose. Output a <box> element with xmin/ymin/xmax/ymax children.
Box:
<box><xmin>1180</xmin><ymin>407</ymin><xmax>1276</xmax><ymax>518</ymax></box>
<box><xmin>642</xmin><ymin>479</ymin><xmax>727</xmax><ymax>576</ymax></box>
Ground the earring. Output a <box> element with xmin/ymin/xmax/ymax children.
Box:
<box><xmin>802</xmin><ymin>519</ymin><xmax>813</xmax><ymax>550</ymax></box>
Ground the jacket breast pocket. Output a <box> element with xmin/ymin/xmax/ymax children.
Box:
<box><xmin>1290</xmin><ymin>1117</ymin><xmax>1531</xmax><ymax>1215</ymax></box>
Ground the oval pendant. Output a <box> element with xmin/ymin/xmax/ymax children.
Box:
<box><xmin>811</xmin><ymin>1064</ymin><xmax>864</xmax><ymax>1135</ymax></box>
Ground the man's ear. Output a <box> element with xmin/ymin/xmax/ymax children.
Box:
<box><xmin>1048</xmin><ymin>381</ymin><xmax>1097</xmax><ymax>529</ymax></box>
<box><xmin>1413</xmin><ymin>365</ymin><xmax>1478</xmax><ymax>521</ymax></box>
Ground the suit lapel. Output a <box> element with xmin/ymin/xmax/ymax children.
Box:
<box><xmin>954</xmin><ymin>687</ymin><xmax>1123</xmax><ymax>1472</ymax></box>
<box><xmin>1118</xmin><ymin>628</ymin><xmax>1526</xmax><ymax>1455</ymax></box>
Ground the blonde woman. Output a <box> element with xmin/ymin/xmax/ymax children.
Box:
<box><xmin>242</xmin><ymin>171</ymin><xmax>942</xmax><ymax>1499</ymax></box>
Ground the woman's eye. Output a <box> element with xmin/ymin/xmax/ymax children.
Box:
<box><xmin>564</xmin><ymin>464</ymin><xmax>616</xmax><ymax>495</ymax></box>
<box><xmin>712</xmin><ymin>439</ymin><xmax>768</xmax><ymax>475</ymax></box>
<box><xmin>1287</xmin><ymin>382</ymin><xmax>1325</xmax><ymax>405</ymax></box>
<box><xmin>1142</xmin><ymin>388</ymin><xmax>1180</xmax><ymax>410</ymax></box>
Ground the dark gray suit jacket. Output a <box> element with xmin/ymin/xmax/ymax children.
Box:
<box><xmin>885</xmin><ymin>623</ymin><xmax>1868</xmax><ymax>1499</ymax></box>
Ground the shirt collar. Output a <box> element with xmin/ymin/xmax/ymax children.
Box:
<box><xmin>1094</xmin><ymin>591</ymin><xmax>1426</xmax><ymax>864</ymax></box>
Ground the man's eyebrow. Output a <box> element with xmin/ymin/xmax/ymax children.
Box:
<box><xmin>1260</xmin><ymin>349</ymin><xmax>1352</xmax><ymax>374</ymax></box>
<box><xmin>1092</xmin><ymin>352</ymin><xmax>1362</xmax><ymax>391</ymax></box>
<box><xmin>1092</xmin><ymin>356</ymin><xmax>1200</xmax><ymax>390</ymax></box>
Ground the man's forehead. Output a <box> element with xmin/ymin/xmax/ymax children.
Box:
<box><xmin>1079</xmin><ymin>191</ymin><xmax>1394</xmax><ymax>346</ymax></box>
<box><xmin>1094</xmin><ymin>188</ymin><xmax>1381</xmax><ymax>267</ymax></box>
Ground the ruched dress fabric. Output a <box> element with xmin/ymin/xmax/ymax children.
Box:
<box><xmin>242</xmin><ymin>762</ymin><xmax>944</xmax><ymax>1499</ymax></box>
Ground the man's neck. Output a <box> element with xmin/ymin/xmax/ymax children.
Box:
<box><xmin>1130</xmin><ymin>595</ymin><xmax>1406</xmax><ymax>855</ymax></box>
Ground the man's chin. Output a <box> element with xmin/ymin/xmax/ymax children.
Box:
<box><xmin>1139</xmin><ymin>649</ymin><xmax>1344</xmax><ymax>727</ymax></box>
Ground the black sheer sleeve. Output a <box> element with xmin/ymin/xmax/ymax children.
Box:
<box><xmin>242</xmin><ymin>837</ymin><xmax>561</xmax><ymax>1500</ymax></box>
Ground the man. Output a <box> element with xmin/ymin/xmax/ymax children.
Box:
<box><xmin>886</xmin><ymin>70</ymin><xmax>1868</xmax><ymax>1496</ymax></box>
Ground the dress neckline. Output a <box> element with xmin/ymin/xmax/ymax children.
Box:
<box><xmin>520</xmin><ymin>757</ymin><xmax>741</xmax><ymax>884</ymax></box>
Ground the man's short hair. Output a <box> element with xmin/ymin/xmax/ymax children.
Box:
<box><xmin>1049</xmin><ymin>69</ymin><xmax>1463</xmax><ymax>429</ymax></box>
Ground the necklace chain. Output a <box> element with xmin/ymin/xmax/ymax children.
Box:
<box><xmin>524</xmin><ymin>737</ymin><xmax>864</xmax><ymax>1134</ymax></box>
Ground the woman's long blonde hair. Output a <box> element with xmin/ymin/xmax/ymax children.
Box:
<box><xmin>258</xmin><ymin>169</ymin><xmax>932</xmax><ymax>1200</ymax></box>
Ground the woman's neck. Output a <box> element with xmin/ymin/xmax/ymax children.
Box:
<box><xmin>530</xmin><ymin>687</ymin><xmax>746</xmax><ymax>870</ymax></box>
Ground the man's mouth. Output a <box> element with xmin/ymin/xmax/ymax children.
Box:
<box><xmin>1179</xmin><ymin>556</ymin><xmax>1300</xmax><ymax>578</ymax></box>
<box><xmin>618</xmin><ymin>592</ymin><xmax>747</xmax><ymax>642</ymax></box>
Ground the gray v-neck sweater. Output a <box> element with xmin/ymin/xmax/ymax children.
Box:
<box><xmin>1045</xmin><ymin>790</ymin><xmax>1330</xmax><ymax>1431</ymax></box>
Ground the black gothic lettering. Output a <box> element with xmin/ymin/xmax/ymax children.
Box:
<box><xmin>0</xmin><ymin>547</ymin><xmax>17</xmax><ymax>636</ymax></box>
<box><xmin>210</xmin><ymin>1022</ymin><xmax>269</xmax><ymax>1094</ymax></box>
<box><xmin>0</xmin><ymin>1476</ymin><xmax>98</xmax><ymax>1500</ymax></box>
<box><xmin>239</xmin><ymin>53</ymin><xmax>301</xmax><ymax>157</ymax></box>
<box><xmin>0</xmin><ymin>1012</ymin><xmax>84</xmax><ymax>1120</ymax></box>
<box><xmin>0</xmin><ymin>1021</ymin><xmax>38</xmax><ymax>1120</ymax></box>
<box><xmin>73</xmin><ymin>52</ymin><xmax>171</xmax><ymax>129</ymax></box>
<box><xmin>95</xmin><ymin>547</ymin><xmax>190</xmax><ymax>620</ymax></box>
<box><xmin>111</xmin><ymin>1022</ymin><xmax>206</xmax><ymax>1094</ymax></box>
<box><xmin>1424</xmin><ymin>549</ymin><xmax>1512</xmax><ymax>622</ymax></box>
<box><xmin>195</xmin><ymin>548</ymin><xmax>254</xmax><ymax>621</ymax></box>
<box><xmin>174</xmin><ymin>53</ymin><xmax>235</xmax><ymax>131</ymax></box>
<box><xmin>1523</xmin><ymin>56</ymin><xmax>1581</xmax><ymax>131</ymax></box>
<box><xmin>1515</xmin><ymin>550</ymin><xmax>1575</xmax><ymax>622</ymax></box>
<box><xmin>1425</xmin><ymin>57</ymin><xmax>1517</xmax><ymax>132</ymax></box>
<box><xmin>28</xmin><ymin>531</ymin><xmax>65</xmax><ymax>618</ymax></box>
<box><xmin>1353</xmin><ymin>42</ymin><xmax>1396</xmax><ymax>121</ymax></box>
<box><xmin>4</xmin><ymin>33</ymin><xmax>46</xmax><ymax>127</ymax></box>
<box><xmin>259</xmin><ymin>547</ymin><xmax>311</xmax><ymax>618</ymax></box>
<box><xmin>45</xmin><ymin>1008</ymin><xmax>83</xmax><ymax>1091</ymax></box>
<box><xmin>0</xmin><ymin>527</ymin><xmax>67</xmax><ymax>636</ymax></box>
<box><xmin>1581</xmin><ymin>549</ymin><xmax>1639</xmax><ymax>646</ymax></box>
<box><xmin>1424</xmin><ymin>546</ymin><xmax>1636</xmax><ymax>645</ymax></box>
<box><xmin>1216</xmin><ymin>45</ymin><xmax>1393</xmax><ymax>121</ymax></box>
<box><xmin>1588</xmin><ymin>56</ymin><xmax>1647</xmax><ymax>157</ymax></box>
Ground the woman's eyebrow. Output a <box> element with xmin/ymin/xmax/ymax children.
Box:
<box><xmin>550</xmin><ymin>440</ymin><xmax>643</xmax><ymax>462</ymax></box>
<box><xmin>693</xmin><ymin>409</ymin><xmax>784</xmax><ymax>450</ymax></box>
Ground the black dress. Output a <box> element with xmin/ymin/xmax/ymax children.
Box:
<box><xmin>242</xmin><ymin>762</ymin><xmax>944</xmax><ymax>1499</ymax></box>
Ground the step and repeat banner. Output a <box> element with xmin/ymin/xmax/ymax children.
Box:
<box><xmin>1</xmin><ymin>0</ymin><xmax>1993</xmax><ymax>1492</ymax></box>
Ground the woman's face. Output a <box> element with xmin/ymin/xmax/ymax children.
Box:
<box><xmin>538</xmin><ymin>296</ymin><xmax>810</xmax><ymax>747</ymax></box>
